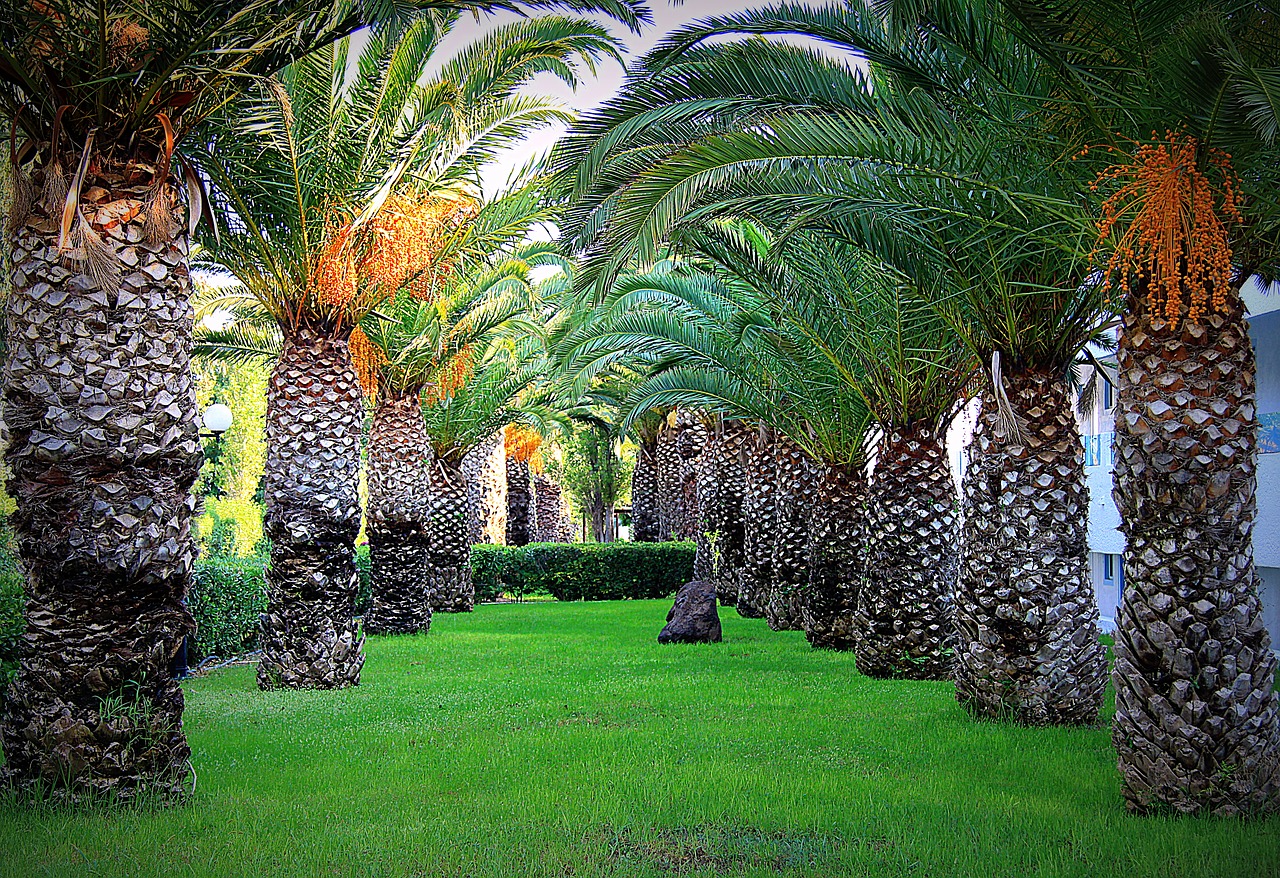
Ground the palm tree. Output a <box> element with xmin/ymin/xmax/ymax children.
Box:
<box><xmin>875</xmin><ymin>0</ymin><xmax>1280</xmax><ymax>815</ymax></box>
<box><xmin>554</xmin><ymin>240</ymin><xmax>882</xmax><ymax>643</ymax></box>
<box><xmin>421</xmin><ymin>335</ymin><xmax>557</xmax><ymax>610</ymax></box>
<box><xmin>555</xmin><ymin>3</ymin><xmax>1121</xmax><ymax>713</ymax></box>
<box><xmin>190</xmin><ymin>16</ymin><xmax>622</xmax><ymax>688</ymax></box>
<box><xmin>357</xmin><ymin>223</ymin><xmax>558</xmax><ymax>629</ymax></box>
<box><xmin>0</xmin><ymin>0</ymin><xmax>637</xmax><ymax>805</ymax></box>
<box><xmin>628</xmin><ymin>412</ymin><xmax>664</xmax><ymax>542</ymax></box>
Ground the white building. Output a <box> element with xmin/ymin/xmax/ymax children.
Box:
<box><xmin>1080</xmin><ymin>280</ymin><xmax>1280</xmax><ymax>650</ymax></box>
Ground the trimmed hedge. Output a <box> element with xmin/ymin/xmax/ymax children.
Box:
<box><xmin>472</xmin><ymin>541</ymin><xmax>695</xmax><ymax>602</ymax></box>
<box><xmin>189</xmin><ymin>558</ymin><xmax>268</xmax><ymax>660</ymax></box>
<box><xmin>0</xmin><ymin>541</ymin><xmax>696</xmax><ymax>671</ymax></box>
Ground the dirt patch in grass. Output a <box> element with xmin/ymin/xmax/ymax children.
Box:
<box><xmin>593</xmin><ymin>824</ymin><xmax>851</xmax><ymax>874</ymax></box>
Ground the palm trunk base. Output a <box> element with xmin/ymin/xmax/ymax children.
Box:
<box><xmin>258</xmin><ymin>542</ymin><xmax>365</xmax><ymax>690</ymax></box>
<box><xmin>364</xmin><ymin>529</ymin><xmax>430</xmax><ymax>636</ymax></box>
<box><xmin>764</xmin><ymin>584</ymin><xmax>806</xmax><ymax>631</ymax></box>
<box><xmin>1</xmin><ymin>590</ymin><xmax>194</xmax><ymax>804</ymax></box>
<box><xmin>955</xmin><ymin>372</ymin><xmax>1107</xmax><ymax>726</ymax></box>
<box><xmin>802</xmin><ymin>466</ymin><xmax>864</xmax><ymax>652</ymax></box>
<box><xmin>735</xmin><ymin>570</ymin><xmax>767</xmax><ymax>618</ymax></box>
<box><xmin>431</xmin><ymin>565</ymin><xmax>474</xmax><ymax>613</ymax></box>
<box><xmin>1112</xmin><ymin>303</ymin><xmax>1280</xmax><ymax>815</ymax></box>
<box><xmin>855</xmin><ymin>426</ymin><xmax>956</xmax><ymax>681</ymax></box>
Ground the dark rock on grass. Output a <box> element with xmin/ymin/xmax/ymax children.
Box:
<box><xmin>659</xmin><ymin>580</ymin><xmax>722</xmax><ymax>644</ymax></box>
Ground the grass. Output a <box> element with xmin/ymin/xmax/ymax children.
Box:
<box><xmin>1</xmin><ymin>601</ymin><xmax>1277</xmax><ymax>878</ymax></box>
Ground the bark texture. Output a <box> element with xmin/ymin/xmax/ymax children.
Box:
<box><xmin>463</xmin><ymin>429</ymin><xmax>506</xmax><ymax>546</ymax></box>
<box><xmin>803</xmin><ymin>462</ymin><xmax>866</xmax><ymax>651</ymax></box>
<box><xmin>258</xmin><ymin>328</ymin><xmax>365</xmax><ymax>690</ymax></box>
<box><xmin>736</xmin><ymin>430</ymin><xmax>775</xmax><ymax>619</ymax></box>
<box><xmin>855</xmin><ymin>424</ymin><xmax>957</xmax><ymax>680</ymax></box>
<box><xmin>954</xmin><ymin>371</ymin><xmax>1106</xmax><ymax>725</ymax></box>
<box><xmin>1111</xmin><ymin>294</ymin><xmax>1280</xmax><ymax>816</ymax></box>
<box><xmin>534</xmin><ymin>474</ymin><xmax>572</xmax><ymax>543</ymax></box>
<box><xmin>674</xmin><ymin>414</ymin><xmax>709</xmax><ymax>541</ymax></box>
<box><xmin>655</xmin><ymin>422</ymin><xmax>683</xmax><ymax>542</ymax></box>
<box><xmin>697</xmin><ymin>421</ymin><xmax>751</xmax><ymax>607</ymax></box>
<box><xmin>429</xmin><ymin>457</ymin><xmax>473</xmax><ymax>612</ymax></box>
<box><xmin>1</xmin><ymin>181</ymin><xmax>200</xmax><ymax>803</ymax></box>
<box><xmin>766</xmin><ymin>437</ymin><xmax>815</xmax><ymax>632</ymax></box>
<box><xmin>506</xmin><ymin>456</ymin><xmax>536</xmax><ymax>547</ymax></box>
<box><xmin>365</xmin><ymin>386</ymin><xmax>432</xmax><ymax>636</ymax></box>
<box><xmin>631</xmin><ymin>439</ymin><xmax>660</xmax><ymax>542</ymax></box>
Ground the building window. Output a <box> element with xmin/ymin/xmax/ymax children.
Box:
<box><xmin>1103</xmin><ymin>376</ymin><xmax>1113</xmax><ymax>410</ymax></box>
<box><xmin>1103</xmin><ymin>554</ymin><xmax>1115</xmax><ymax>582</ymax></box>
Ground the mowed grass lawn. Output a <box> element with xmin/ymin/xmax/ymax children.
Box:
<box><xmin>1</xmin><ymin>601</ymin><xmax>1277</xmax><ymax>878</ymax></box>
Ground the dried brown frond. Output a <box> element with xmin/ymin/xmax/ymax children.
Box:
<box><xmin>108</xmin><ymin>19</ymin><xmax>149</xmax><ymax>66</ymax></box>
<box><xmin>143</xmin><ymin>181</ymin><xmax>176</xmax><ymax>244</ymax></box>
<box><xmin>7</xmin><ymin>164</ymin><xmax>35</xmax><ymax>235</ymax></box>
<box><xmin>40</xmin><ymin>159</ymin><xmax>66</xmax><ymax>219</ymax></box>
<box><xmin>64</xmin><ymin>210</ymin><xmax>121</xmax><ymax>295</ymax></box>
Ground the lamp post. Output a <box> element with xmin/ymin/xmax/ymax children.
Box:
<box><xmin>174</xmin><ymin>404</ymin><xmax>236</xmax><ymax>680</ymax></box>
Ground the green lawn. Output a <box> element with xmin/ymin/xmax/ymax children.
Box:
<box><xmin>1</xmin><ymin>601</ymin><xmax>1277</xmax><ymax>878</ymax></box>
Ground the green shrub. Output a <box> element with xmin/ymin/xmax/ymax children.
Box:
<box><xmin>472</xmin><ymin>542</ymin><xmax>694</xmax><ymax>602</ymax></box>
<box><xmin>196</xmin><ymin>497</ymin><xmax>267</xmax><ymax>558</ymax></box>
<box><xmin>189</xmin><ymin>558</ymin><xmax>267</xmax><ymax>660</ymax></box>
<box><xmin>0</xmin><ymin>524</ymin><xmax>23</xmax><ymax>686</ymax></box>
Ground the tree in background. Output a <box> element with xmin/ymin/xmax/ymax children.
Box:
<box><xmin>192</xmin><ymin>14</ymin><xmax>621</xmax><ymax>688</ymax></box>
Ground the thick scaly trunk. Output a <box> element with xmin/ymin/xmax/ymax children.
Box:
<box><xmin>955</xmin><ymin>371</ymin><xmax>1106</xmax><ymax>725</ymax></box>
<box><xmin>429</xmin><ymin>457</ymin><xmax>473</xmax><ymax>612</ymax></box>
<box><xmin>365</xmin><ymin>386</ymin><xmax>431</xmax><ymax>636</ymax></box>
<box><xmin>631</xmin><ymin>439</ymin><xmax>660</xmax><ymax>542</ymax></box>
<box><xmin>766</xmin><ymin>437</ymin><xmax>815</xmax><ymax>631</ymax></box>
<box><xmin>855</xmin><ymin>424</ymin><xmax>957</xmax><ymax>680</ymax></box>
<box><xmin>698</xmin><ymin>421</ymin><xmax>751</xmax><ymax>607</ymax></box>
<box><xmin>1111</xmin><ymin>290</ymin><xmax>1280</xmax><ymax>815</ymax></box>
<box><xmin>803</xmin><ymin>462</ymin><xmax>866</xmax><ymax>651</ymax></box>
<box><xmin>258</xmin><ymin>327</ymin><xmax>365</xmax><ymax>690</ymax></box>
<box><xmin>674</xmin><ymin>414</ymin><xmax>709</xmax><ymax>541</ymax></box>
<box><xmin>655</xmin><ymin>423</ymin><xmax>683</xmax><ymax>541</ymax></box>
<box><xmin>506</xmin><ymin>456</ymin><xmax>535</xmax><ymax>547</ymax></box>
<box><xmin>534</xmin><ymin>474</ymin><xmax>570</xmax><ymax>543</ymax></box>
<box><xmin>1</xmin><ymin>178</ymin><xmax>200</xmax><ymax>803</ymax></box>
<box><xmin>736</xmin><ymin>429</ymin><xmax>775</xmax><ymax>619</ymax></box>
<box><xmin>463</xmin><ymin>428</ymin><xmax>507</xmax><ymax>546</ymax></box>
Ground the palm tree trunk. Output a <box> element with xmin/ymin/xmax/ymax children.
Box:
<box><xmin>855</xmin><ymin>423</ymin><xmax>957</xmax><ymax>680</ymax></box>
<box><xmin>429</xmin><ymin>457</ymin><xmax>473</xmax><ymax>612</ymax></box>
<box><xmin>803</xmin><ymin>462</ymin><xmax>866</xmax><ymax>651</ymax></box>
<box><xmin>365</xmin><ymin>386</ymin><xmax>431</xmax><ymax>636</ymax></box>
<box><xmin>955</xmin><ymin>371</ymin><xmax>1106</xmax><ymax>725</ymax></box>
<box><xmin>674</xmin><ymin>415</ymin><xmax>709</xmax><ymax>541</ymax></box>
<box><xmin>464</xmin><ymin>428</ymin><xmax>507</xmax><ymax>546</ymax></box>
<box><xmin>534</xmin><ymin>474</ymin><xmax>570</xmax><ymax>543</ymax></box>
<box><xmin>631</xmin><ymin>439</ymin><xmax>660</xmax><ymax>542</ymax></box>
<box><xmin>698</xmin><ymin>421</ymin><xmax>751</xmax><ymax>606</ymax></box>
<box><xmin>766</xmin><ymin>437</ymin><xmax>815</xmax><ymax>631</ymax></box>
<box><xmin>506</xmin><ymin>457</ymin><xmax>535</xmax><ymax>547</ymax></box>
<box><xmin>1111</xmin><ymin>291</ymin><xmax>1280</xmax><ymax>815</ymax></box>
<box><xmin>655</xmin><ymin>424</ymin><xmax>683</xmax><ymax>541</ymax></box>
<box><xmin>736</xmin><ymin>428</ymin><xmax>775</xmax><ymax>619</ymax></box>
<box><xmin>0</xmin><ymin>182</ymin><xmax>201</xmax><ymax>802</ymax></box>
<box><xmin>257</xmin><ymin>326</ymin><xmax>365</xmax><ymax>690</ymax></box>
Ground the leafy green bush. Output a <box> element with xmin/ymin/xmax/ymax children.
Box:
<box><xmin>189</xmin><ymin>558</ymin><xmax>267</xmax><ymax>660</ymax></box>
<box><xmin>472</xmin><ymin>542</ymin><xmax>695</xmax><ymax>602</ymax></box>
<box><xmin>196</xmin><ymin>497</ymin><xmax>268</xmax><ymax>558</ymax></box>
<box><xmin>0</xmin><ymin>524</ymin><xmax>24</xmax><ymax>686</ymax></box>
